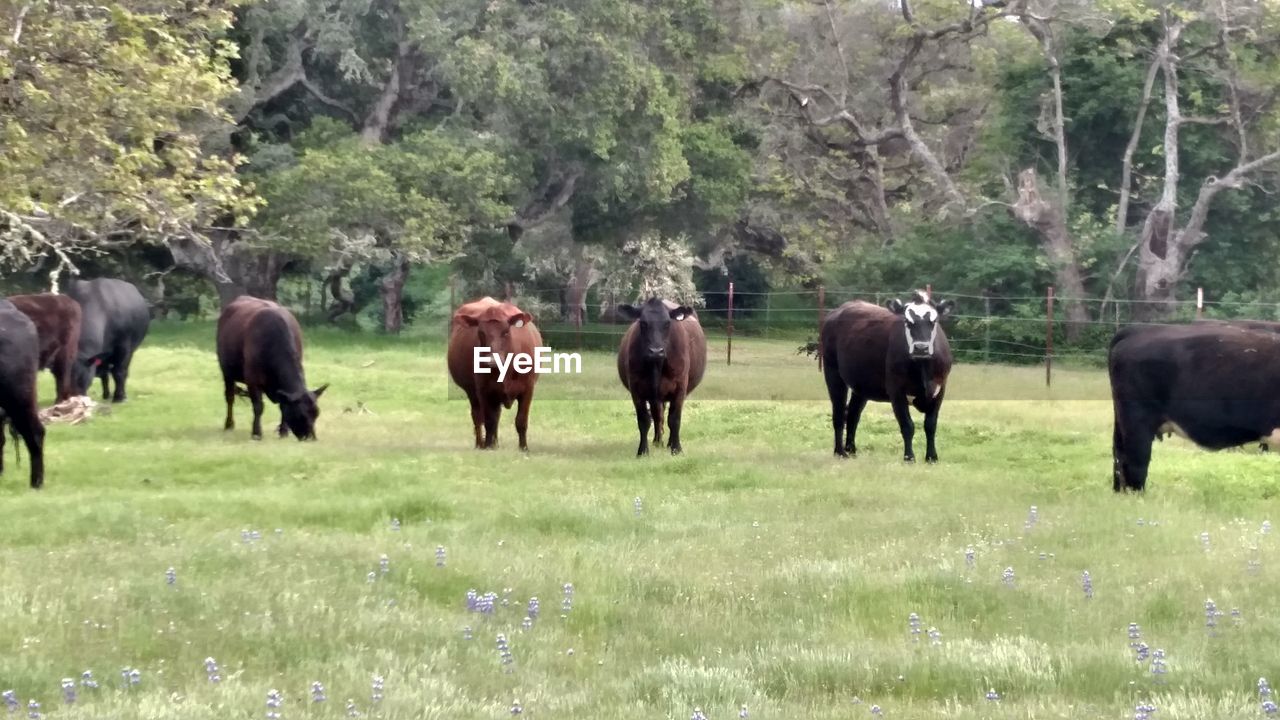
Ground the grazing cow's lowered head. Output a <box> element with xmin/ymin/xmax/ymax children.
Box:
<box><xmin>459</xmin><ymin>303</ymin><xmax>534</xmax><ymax>365</ymax></box>
<box><xmin>272</xmin><ymin>384</ymin><xmax>328</xmax><ymax>440</ymax></box>
<box><xmin>886</xmin><ymin>291</ymin><xmax>954</xmax><ymax>360</ymax></box>
<box><xmin>617</xmin><ymin>298</ymin><xmax>695</xmax><ymax>363</ymax></box>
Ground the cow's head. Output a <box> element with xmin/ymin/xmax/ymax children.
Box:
<box><xmin>276</xmin><ymin>384</ymin><xmax>327</xmax><ymax>440</ymax></box>
<box><xmin>886</xmin><ymin>290</ymin><xmax>953</xmax><ymax>359</ymax></box>
<box><xmin>459</xmin><ymin>303</ymin><xmax>533</xmax><ymax>361</ymax></box>
<box><xmin>617</xmin><ymin>298</ymin><xmax>694</xmax><ymax>362</ymax></box>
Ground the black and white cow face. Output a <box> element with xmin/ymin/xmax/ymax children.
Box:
<box><xmin>886</xmin><ymin>291</ymin><xmax>953</xmax><ymax>359</ymax></box>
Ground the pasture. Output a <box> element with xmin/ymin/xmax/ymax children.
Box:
<box><xmin>2</xmin><ymin>323</ymin><xmax>1278</xmax><ymax>719</ymax></box>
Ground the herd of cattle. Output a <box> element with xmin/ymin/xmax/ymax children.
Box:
<box><xmin>2</xmin><ymin>282</ymin><xmax>1279</xmax><ymax>493</ymax></box>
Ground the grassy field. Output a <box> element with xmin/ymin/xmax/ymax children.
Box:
<box><xmin>2</xmin><ymin>322</ymin><xmax>1279</xmax><ymax>719</ymax></box>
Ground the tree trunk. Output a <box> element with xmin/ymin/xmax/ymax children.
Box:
<box><xmin>379</xmin><ymin>254</ymin><xmax>409</xmax><ymax>334</ymax></box>
<box><xmin>325</xmin><ymin>262</ymin><xmax>356</xmax><ymax>323</ymax></box>
<box><xmin>1012</xmin><ymin>169</ymin><xmax>1088</xmax><ymax>340</ymax></box>
<box><xmin>563</xmin><ymin>257</ymin><xmax>598</xmax><ymax>324</ymax></box>
<box><xmin>167</xmin><ymin>232</ymin><xmax>284</xmax><ymax>307</ymax></box>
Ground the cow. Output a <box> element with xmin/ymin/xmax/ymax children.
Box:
<box><xmin>820</xmin><ymin>290</ymin><xmax>954</xmax><ymax>462</ymax></box>
<box><xmin>616</xmin><ymin>297</ymin><xmax>707</xmax><ymax>456</ymax></box>
<box><xmin>7</xmin><ymin>293</ymin><xmax>82</xmax><ymax>401</ymax></box>
<box><xmin>1109</xmin><ymin>321</ymin><xmax>1280</xmax><ymax>492</ymax></box>
<box><xmin>217</xmin><ymin>296</ymin><xmax>328</xmax><ymax>440</ymax></box>
<box><xmin>0</xmin><ymin>300</ymin><xmax>45</xmax><ymax>488</ymax></box>
<box><xmin>446</xmin><ymin>297</ymin><xmax>542</xmax><ymax>451</ymax></box>
<box><xmin>66</xmin><ymin>278</ymin><xmax>150</xmax><ymax>402</ymax></box>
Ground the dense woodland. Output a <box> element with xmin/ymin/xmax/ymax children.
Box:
<box><xmin>4</xmin><ymin>0</ymin><xmax>1280</xmax><ymax>343</ymax></box>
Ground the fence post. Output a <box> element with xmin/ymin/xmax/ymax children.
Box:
<box><xmin>983</xmin><ymin>291</ymin><xmax>991</xmax><ymax>364</ymax></box>
<box><xmin>817</xmin><ymin>285</ymin><xmax>826</xmax><ymax>361</ymax></box>
<box><xmin>764</xmin><ymin>289</ymin><xmax>772</xmax><ymax>340</ymax></box>
<box><xmin>1046</xmin><ymin>285</ymin><xmax>1055</xmax><ymax>388</ymax></box>
<box><xmin>448</xmin><ymin>274</ymin><xmax>457</xmax><ymax>338</ymax></box>
<box><xmin>727</xmin><ymin>281</ymin><xmax>734</xmax><ymax>366</ymax></box>
<box><xmin>575</xmin><ymin>307</ymin><xmax>582</xmax><ymax>351</ymax></box>
<box><xmin>1196</xmin><ymin>287</ymin><xmax>1204</xmax><ymax>320</ymax></box>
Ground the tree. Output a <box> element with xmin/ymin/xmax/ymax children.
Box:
<box><xmin>0</xmin><ymin>0</ymin><xmax>255</xmax><ymax>288</ymax></box>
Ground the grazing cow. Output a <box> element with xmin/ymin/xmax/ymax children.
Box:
<box><xmin>7</xmin><ymin>293</ymin><xmax>82</xmax><ymax>401</ymax></box>
<box><xmin>217</xmin><ymin>296</ymin><xmax>328</xmax><ymax>440</ymax></box>
<box><xmin>820</xmin><ymin>290</ymin><xmax>954</xmax><ymax>462</ymax></box>
<box><xmin>0</xmin><ymin>300</ymin><xmax>45</xmax><ymax>488</ymax></box>
<box><xmin>1109</xmin><ymin>322</ymin><xmax>1280</xmax><ymax>492</ymax></box>
<box><xmin>616</xmin><ymin>298</ymin><xmax>707</xmax><ymax>456</ymax></box>
<box><xmin>66</xmin><ymin>278</ymin><xmax>150</xmax><ymax>402</ymax></box>
<box><xmin>446</xmin><ymin>297</ymin><xmax>542</xmax><ymax>450</ymax></box>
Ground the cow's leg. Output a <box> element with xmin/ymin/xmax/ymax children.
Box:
<box><xmin>10</xmin><ymin>406</ymin><xmax>44</xmax><ymax>489</ymax></box>
<box><xmin>844</xmin><ymin>394</ymin><xmax>868</xmax><ymax>456</ymax></box>
<box><xmin>891</xmin><ymin>396</ymin><xmax>916</xmax><ymax>462</ymax></box>
<box><xmin>97</xmin><ymin>364</ymin><xmax>110</xmax><ymax>401</ymax></box>
<box><xmin>223</xmin><ymin>379</ymin><xmax>237</xmax><ymax>431</ymax></box>
<box><xmin>823</xmin><ymin>362</ymin><xmax>850</xmax><ymax>457</ymax></box>
<box><xmin>249</xmin><ymin>388</ymin><xmax>265</xmax><ymax>440</ymax></box>
<box><xmin>50</xmin><ymin>354</ymin><xmax>72</xmax><ymax>402</ymax></box>
<box><xmin>667</xmin><ymin>392</ymin><xmax>687</xmax><ymax>455</ymax></box>
<box><xmin>0</xmin><ymin>417</ymin><xmax>7</xmax><ymax>475</ymax></box>
<box><xmin>649</xmin><ymin>398</ymin><xmax>665</xmax><ymax>448</ymax></box>
<box><xmin>109</xmin><ymin>346</ymin><xmax>134</xmax><ymax>403</ymax></box>
<box><xmin>923</xmin><ymin>401</ymin><xmax>942</xmax><ymax>463</ymax></box>
<box><xmin>514</xmin><ymin>391</ymin><xmax>533</xmax><ymax>452</ymax></box>
<box><xmin>467</xmin><ymin>393</ymin><xmax>484</xmax><ymax>449</ymax></box>
<box><xmin>277</xmin><ymin>408</ymin><xmax>289</xmax><ymax>438</ymax></box>
<box><xmin>632</xmin><ymin>396</ymin><xmax>652</xmax><ymax>457</ymax></box>
<box><xmin>483</xmin><ymin>398</ymin><xmax>502</xmax><ymax>449</ymax></box>
<box><xmin>1114</xmin><ymin>401</ymin><xmax>1154</xmax><ymax>492</ymax></box>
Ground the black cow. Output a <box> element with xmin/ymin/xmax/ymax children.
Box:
<box><xmin>616</xmin><ymin>298</ymin><xmax>708</xmax><ymax>456</ymax></box>
<box><xmin>820</xmin><ymin>290</ymin><xmax>954</xmax><ymax>462</ymax></box>
<box><xmin>66</xmin><ymin>278</ymin><xmax>150</xmax><ymax>402</ymax></box>
<box><xmin>1110</xmin><ymin>322</ymin><xmax>1280</xmax><ymax>491</ymax></box>
<box><xmin>0</xmin><ymin>300</ymin><xmax>45</xmax><ymax>488</ymax></box>
<box><xmin>217</xmin><ymin>296</ymin><xmax>327</xmax><ymax>440</ymax></box>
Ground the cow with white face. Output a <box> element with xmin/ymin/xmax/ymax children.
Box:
<box><xmin>819</xmin><ymin>290</ymin><xmax>955</xmax><ymax>462</ymax></box>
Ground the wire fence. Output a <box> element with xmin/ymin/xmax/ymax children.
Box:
<box><xmin>434</xmin><ymin>282</ymin><xmax>1280</xmax><ymax>386</ymax></box>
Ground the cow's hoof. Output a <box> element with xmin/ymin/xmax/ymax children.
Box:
<box><xmin>925</xmin><ymin>455</ymin><xmax>938</xmax><ymax>464</ymax></box>
<box><xmin>251</xmin><ymin>434</ymin><xmax>262</xmax><ymax>441</ymax></box>
<box><xmin>636</xmin><ymin>447</ymin><xmax>649</xmax><ymax>457</ymax></box>
<box><xmin>670</xmin><ymin>445</ymin><xmax>682</xmax><ymax>456</ymax></box>
<box><xmin>903</xmin><ymin>455</ymin><xmax>915</xmax><ymax>463</ymax></box>
<box><xmin>834</xmin><ymin>450</ymin><xmax>849</xmax><ymax>459</ymax></box>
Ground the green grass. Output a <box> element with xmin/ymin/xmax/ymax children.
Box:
<box><xmin>2</xmin><ymin>322</ymin><xmax>1279</xmax><ymax>719</ymax></box>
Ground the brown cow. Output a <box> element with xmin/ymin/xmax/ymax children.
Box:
<box><xmin>217</xmin><ymin>296</ymin><xmax>327</xmax><ymax>440</ymax></box>
<box><xmin>820</xmin><ymin>291</ymin><xmax>954</xmax><ymax>462</ymax></box>
<box><xmin>616</xmin><ymin>297</ymin><xmax>707</xmax><ymax>456</ymax></box>
<box><xmin>7</xmin><ymin>293</ymin><xmax>82</xmax><ymax>401</ymax></box>
<box><xmin>446</xmin><ymin>297</ymin><xmax>542</xmax><ymax>450</ymax></box>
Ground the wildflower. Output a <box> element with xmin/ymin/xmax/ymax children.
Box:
<box><xmin>165</xmin><ymin>567</ymin><xmax>177</xmax><ymax>587</ymax></box>
<box><xmin>528</xmin><ymin>597</ymin><xmax>540</xmax><ymax>620</ymax></box>
<box><xmin>1232</xmin><ymin>608</ymin><xmax>1243</xmax><ymax>626</ymax></box>
<box><xmin>928</xmin><ymin>627</ymin><xmax>942</xmax><ymax>646</ymax></box>
<box><xmin>1199</xmin><ymin>531</ymin><xmax>1210</xmax><ymax>551</ymax></box>
<box><xmin>634</xmin><ymin>497</ymin><xmax>643</xmax><ymax>516</ymax></box>
<box><xmin>870</xmin><ymin>705</ymin><xmax>883</xmax><ymax>716</ymax></box>
<box><xmin>480</xmin><ymin>592</ymin><xmax>497</xmax><ymax>614</ymax></box>
<box><xmin>907</xmin><ymin>613</ymin><xmax>921</xmax><ymax>643</ymax></box>
<box><xmin>1135</xmin><ymin>642</ymin><xmax>1150</xmax><ymax>663</ymax></box>
<box><xmin>1263</xmin><ymin>701</ymin><xmax>1278</xmax><ymax>715</ymax></box>
<box><xmin>79</xmin><ymin>671</ymin><xmax>97</xmax><ymax>690</ymax></box>
<box><xmin>1205</xmin><ymin>598</ymin><xmax>1220</xmax><ymax>632</ymax></box>
<box><xmin>965</xmin><ymin>547</ymin><xmax>975</xmax><ymax>569</ymax></box>
<box><xmin>205</xmin><ymin>657</ymin><xmax>221</xmax><ymax>684</ymax></box>
<box><xmin>740</xmin><ymin>705</ymin><xmax>749</xmax><ymax>718</ymax></box>
<box><xmin>502</xmin><ymin>588</ymin><xmax>513</xmax><ymax>607</ymax></box>
<box><xmin>60</xmin><ymin>680</ymin><xmax>74</xmax><ymax>705</ymax></box>
<box><xmin>1025</xmin><ymin>505</ymin><xmax>1038</xmax><ymax>530</ymax></box>
<box><xmin>1134</xmin><ymin>702</ymin><xmax>1157</xmax><ymax>720</ymax></box>
<box><xmin>510</xmin><ymin>700</ymin><xmax>523</xmax><ymax>715</ymax></box>
<box><xmin>366</xmin><ymin>571</ymin><xmax>376</xmax><ymax>584</ymax></box>
<box><xmin>522</xmin><ymin>616</ymin><xmax>533</xmax><ymax>631</ymax></box>
<box><xmin>123</xmin><ymin>668</ymin><xmax>140</xmax><ymax>687</ymax></box>
<box><xmin>390</xmin><ymin>518</ymin><xmax>401</xmax><ymax>531</ymax></box>
<box><xmin>1263</xmin><ymin>520</ymin><xmax>1272</xmax><ymax>535</ymax></box>
<box><xmin>435</xmin><ymin>546</ymin><xmax>446</xmax><ymax>568</ymax></box>
<box><xmin>463</xmin><ymin>625</ymin><xmax>473</xmax><ymax>640</ymax></box>
<box><xmin>266</xmin><ymin>689</ymin><xmax>282</xmax><ymax>720</ymax></box>
<box><xmin>345</xmin><ymin>699</ymin><xmax>359</xmax><ymax>718</ymax></box>
<box><xmin>1002</xmin><ymin>566</ymin><xmax>1015</xmax><ymax>587</ymax></box>
<box><xmin>379</xmin><ymin>554</ymin><xmax>390</xmax><ymax>576</ymax></box>
<box><xmin>1150</xmin><ymin>649</ymin><xmax>1168</xmax><ymax>680</ymax></box>
<box><xmin>311</xmin><ymin>682</ymin><xmax>326</xmax><ymax>704</ymax></box>
<box><xmin>497</xmin><ymin>634</ymin><xmax>514</xmax><ymax>671</ymax></box>
<box><xmin>466</xmin><ymin>589</ymin><xmax>478</xmax><ymax>612</ymax></box>
<box><xmin>1128</xmin><ymin>622</ymin><xmax>1142</xmax><ymax>648</ymax></box>
<box><xmin>370</xmin><ymin>675</ymin><xmax>384</xmax><ymax>706</ymax></box>
<box><xmin>25</xmin><ymin>700</ymin><xmax>37</xmax><ymax>720</ymax></box>
<box><xmin>691</xmin><ymin>709</ymin><xmax>707</xmax><ymax>720</ymax></box>
<box><xmin>985</xmin><ymin>688</ymin><xmax>1000</xmax><ymax>701</ymax></box>
<box><xmin>562</xmin><ymin>583</ymin><xmax>575</xmax><ymax>614</ymax></box>
<box><xmin>1082</xmin><ymin>571</ymin><xmax>1093</xmax><ymax>599</ymax></box>
<box><xmin>2</xmin><ymin>690</ymin><xmax>15</xmax><ymax>713</ymax></box>
<box><xmin>1259</xmin><ymin>677</ymin><xmax>1273</xmax><ymax>702</ymax></box>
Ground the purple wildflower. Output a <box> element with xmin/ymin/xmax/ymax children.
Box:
<box><xmin>24</xmin><ymin>700</ymin><xmax>37</xmax><ymax>720</ymax></box>
<box><xmin>908</xmin><ymin>612</ymin><xmax>921</xmax><ymax>643</ymax></box>
<box><xmin>691</xmin><ymin>709</ymin><xmax>707</xmax><ymax>720</ymax></box>
<box><xmin>1135</xmin><ymin>702</ymin><xmax>1156</xmax><ymax>720</ymax></box>
<box><xmin>390</xmin><ymin>518</ymin><xmax>401</xmax><ymax>531</ymax></box>
<box><xmin>2</xmin><ymin>691</ymin><xmax>15</xmax><ymax>713</ymax></box>
<box><xmin>510</xmin><ymin>700</ymin><xmax>523</xmax><ymax>715</ymax></box>
<box><xmin>59</xmin><ymin>681</ymin><xmax>74</xmax><ymax>706</ymax></box>
<box><xmin>165</xmin><ymin>567</ymin><xmax>176</xmax><ymax>587</ymax></box>
<box><xmin>927</xmin><ymin>627</ymin><xmax>942</xmax><ymax>646</ymax></box>
<box><xmin>1264</xmin><ymin>701</ymin><xmax>1278</xmax><ymax>716</ymax></box>
<box><xmin>366</xmin><ymin>571</ymin><xmax>376</xmax><ymax>584</ymax></box>
<box><xmin>1002</xmin><ymin>566</ymin><xmax>1015</xmax><ymax>587</ymax></box>
<box><xmin>266</xmin><ymin>689</ymin><xmax>282</xmax><ymax>720</ymax></box>
<box><xmin>379</xmin><ymin>554</ymin><xmax>390</xmax><ymax>576</ymax></box>
<box><xmin>965</xmin><ymin>547</ymin><xmax>975</xmax><ymax>569</ymax></box>
<box><xmin>1135</xmin><ymin>642</ymin><xmax>1150</xmax><ymax>663</ymax></box>
<box><xmin>1260</xmin><ymin>677</ymin><xmax>1273</xmax><ymax>702</ymax></box>
<box><xmin>79</xmin><ymin>671</ymin><xmax>96</xmax><ymax>690</ymax></box>
<box><xmin>1082</xmin><ymin>571</ymin><xmax>1093</xmax><ymax>599</ymax></box>
<box><xmin>466</xmin><ymin>589</ymin><xmax>478</xmax><ymax>612</ymax></box>
<box><xmin>1263</xmin><ymin>520</ymin><xmax>1272</xmax><ymax>535</ymax></box>
<box><xmin>1025</xmin><ymin>505</ymin><xmax>1038</xmax><ymax>530</ymax></box>
<box><xmin>480</xmin><ymin>592</ymin><xmax>497</xmax><ymax>614</ymax></box>
<box><xmin>522</xmin><ymin>616</ymin><xmax>533</xmax><ymax>631</ymax></box>
<box><xmin>740</xmin><ymin>705</ymin><xmax>749</xmax><ymax>718</ymax></box>
<box><xmin>1150</xmin><ymin>649</ymin><xmax>1168</xmax><ymax>680</ymax></box>
<box><xmin>497</xmin><ymin>634</ymin><xmax>514</xmax><ymax>672</ymax></box>
<box><xmin>1232</xmin><ymin>608</ymin><xmax>1243</xmax><ymax>626</ymax></box>
<box><xmin>985</xmin><ymin>688</ymin><xmax>1000</xmax><ymax>702</ymax></box>
<box><xmin>1128</xmin><ymin>622</ymin><xmax>1142</xmax><ymax>648</ymax></box>
<box><xmin>463</xmin><ymin>625</ymin><xmax>473</xmax><ymax>640</ymax></box>
<box><xmin>311</xmin><ymin>682</ymin><xmax>326</xmax><ymax>704</ymax></box>
<box><xmin>634</xmin><ymin>497</ymin><xmax>643</xmax><ymax>516</ymax></box>
<box><xmin>562</xmin><ymin>583</ymin><xmax>574</xmax><ymax>614</ymax></box>
<box><xmin>870</xmin><ymin>705</ymin><xmax>883</xmax><ymax>716</ymax></box>
<box><xmin>205</xmin><ymin>657</ymin><xmax>221</xmax><ymax>684</ymax></box>
<box><xmin>345</xmin><ymin>699</ymin><xmax>359</xmax><ymax>718</ymax></box>
<box><xmin>435</xmin><ymin>545</ymin><xmax>446</xmax><ymax>568</ymax></box>
<box><xmin>370</xmin><ymin>675</ymin><xmax>384</xmax><ymax>706</ymax></box>
<box><xmin>1205</xmin><ymin>598</ymin><xmax>1221</xmax><ymax>632</ymax></box>
<box><xmin>528</xmin><ymin>597</ymin><xmax>540</xmax><ymax>620</ymax></box>
<box><xmin>1199</xmin><ymin>531</ymin><xmax>1211</xmax><ymax>551</ymax></box>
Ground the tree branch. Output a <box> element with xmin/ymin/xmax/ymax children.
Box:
<box><xmin>1116</xmin><ymin>52</ymin><xmax>1160</xmax><ymax>234</ymax></box>
<box><xmin>1179</xmin><ymin>149</ymin><xmax>1280</xmax><ymax>249</ymax></box>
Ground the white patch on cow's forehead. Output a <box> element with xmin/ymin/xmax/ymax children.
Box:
<box><xmin>906</xmin><ymin>302</ymin><xmax>937</xmax><ymax>321</ymax></box>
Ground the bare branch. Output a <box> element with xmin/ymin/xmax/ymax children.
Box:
<box><xmin>1116</xmin><ymin>52</ymin><xmax>1160</xmax><ymax>234</ymax></box>
<box><xmin>11</xmin><ymin>2</ymin><xmax>31</xmax><ymax>45</ymax></box>
<box><xmin>822</xmin><ymin>0</ymin><xmax>852</xmax><ymax>106</ymax></box>
<box><xmin>1180</xmin><ymin>149</ymin><xmax>1280</xmax><ymax>248</ymax></box>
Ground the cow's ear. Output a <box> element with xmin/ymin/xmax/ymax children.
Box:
<box><xmin>509</xmin><ymin>312</ymin><xmax>532</xmax><ymax>328</ymax></box>
<box><xmin>458</xmin><ymin>314</ymin><xmax>481</xmax><ymax>327</ymax></box>
<box><xmin>617</xmin><ymin>304</ymin><xmax>642</xmax><ymax>321</ymax></box>
<box><xmin>935</xmin><ymin>299</ymin><xmax>954</xmax><ymax>317</ymax></box>
<box><xmin>312</xmin><ymin>383</ymin><xmax>329</xmax><ymax>399</ymax></box>
<box><xmin>669</xmin><ymin>305</ymin><xmax>694</xmax><ymax>321</ymax></box>
<box><xmin>886</xmin><ymin>298</ymin><xmax>905</xmax><ymax>314</ymax></box>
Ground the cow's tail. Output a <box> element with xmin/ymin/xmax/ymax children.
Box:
<box><xmin>8</xmin><ymin>422</ymin><xmax>20</xmax><ymax>469</ymax></box>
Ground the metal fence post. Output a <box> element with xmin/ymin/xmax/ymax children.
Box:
<box><xmin>1196</xmin><ymin>287</ymin><xmax>1204</xmax><ymax>320</ymax></box>
<box><xmin>1046</xmin><ymin>285</ymin><xmax>1055</xmax><ymax>387</ymax></box>
<box><xmin>983</xmin><ymin>291</ymin><xmax>991</xmax><ymax>364</ymax></box>
<box><xmin>727</xmin><ymin>281</ymin><xmax>734</xmax><ymax>366</ymax></box>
